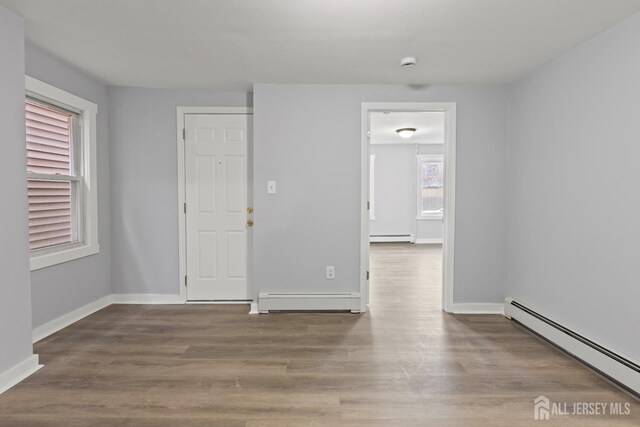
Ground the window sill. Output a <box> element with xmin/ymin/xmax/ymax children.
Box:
<box><xmin>417</xmin><ymin>214</ymin><xmax>443</xmax><ymax>220</ymax></box>
<box><xmin>30</xmin><ymin>243</ymin><xmax>99</xmax><ymax>271</ymax></box>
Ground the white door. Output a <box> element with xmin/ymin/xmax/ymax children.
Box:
<box><xmin>185</xmin><ymin>113</ymin><xmax>250</xmax><ymax>300</ymax></box>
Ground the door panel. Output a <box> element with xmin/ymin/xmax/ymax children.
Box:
<box><xmin>185</xmin><ymin>114</ymin><xmax>250</xmax><ymax>300</ymax></box>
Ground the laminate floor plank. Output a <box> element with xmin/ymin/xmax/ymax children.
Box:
<box><xmin>0</xmin><ymin>243</ymin><xmax>637</xmax><ymax>426</ymax></box>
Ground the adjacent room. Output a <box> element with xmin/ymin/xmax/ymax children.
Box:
<box><xmin>368</xmin><ymin>109</ymin><xmax>446</xmax><ymax>312</ymax></box>
<box><xmin>1</xmin><ymin>1</ymin><xmax>640</xmax><ymax>425</ymax></box>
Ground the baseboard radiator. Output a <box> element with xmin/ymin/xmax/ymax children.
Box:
<box><xmin>505</xmin><ymin>298</ymin><xmax>640</xmax><ymax>396</ymax></box>
<box><xmin>258</xmin><ymin>292</ymin><xmax>361</xmax><ymax>313</ymax></box>
<box><xmin>370</xmin><ymin>234</ymin><xmax>414</xmax><ymax>243</ymax></box>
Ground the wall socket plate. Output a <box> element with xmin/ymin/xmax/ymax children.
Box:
<box><xmin>326</xmin><ymin>266</ymin><xmax>335</xmax><ymax>279</ymax></box>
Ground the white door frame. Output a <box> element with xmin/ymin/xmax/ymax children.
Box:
<box><xmin>361</xmin><ymin>102</ymin><xmax>457</xmax><ymax>313</ymax></box>
<box><xmin>176</xmin><ymin>107</ymin><xmax>253</xmax><ymax>303</ymax></box>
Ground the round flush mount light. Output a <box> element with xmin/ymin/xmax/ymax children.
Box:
<box><xmin>400</xmin><ymin>56</ymin><xmax>417</xmax><ymax>67</ymax></box>
<box><xmin>396</xmin><ymin>128</ymin><xmax>417</xmax><ymax>138</ymax></box>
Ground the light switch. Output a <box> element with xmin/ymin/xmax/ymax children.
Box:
<box><xmin>267</xmin><ymin>180</ymin><xmax>276</xmax><ymax>194</ymax></box>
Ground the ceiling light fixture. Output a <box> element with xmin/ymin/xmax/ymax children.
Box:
<box><xmin>400</xmin><ymin>56</ymin><xmax>417</xmax><ymax>67</ymax></box>
<box><xmin>396</xmin><ymin>128</ymin><xmax>417</xmax><ymax>138</ymax></box>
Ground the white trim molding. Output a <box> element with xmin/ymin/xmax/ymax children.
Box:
<box><xmin>249</xmin><ymin>302</ymin><xmax>259</xmax><ymax>314</ymax></box>
<box><xmin>414</xmin><ymin>238</ymin><xmax>443</xmax><ymax>245</ymax></box>
<box><xmin>258</xmin><ymin>292</ymin><xmax>361</xmax><ymax>313</ymax></box>
<box><xmin>33</xmin><ymin>294</ymin><xmax>185</xmax><ymax>343</ymax></box>
<box><xmin>26</xmin><ymin>76</ymin><xmax>100</xmax><ymax>271</ymax></box>
<box><xmin>111</xmin><ymin>294</ymin><xmax>185</xmax><ymax>305</ymax></box>
<box><xmin>0</xmin><ymin>355</ymin><xmax>42</xmax><ymax>395</ymax></box>
<box><xmin>451</xmin><ymin>303</ymin><xmax>504</xmax><ymax>314</ymax></box>
<box><xmin>361</xmin><ymin>102</ymin><xmax>457</xmax><ymax>313</ymax></box>
<box><xmin>33</xmin><ymin>295</ymin><xmax>111</xmax><ymax>343</ymax></box>
<box><xmin>505</xmin><ymin>298</ymin><xmax>640</xmax><ymax>395</ymax></box>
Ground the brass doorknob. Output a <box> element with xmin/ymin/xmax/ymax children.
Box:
<box><xmin>247</xmin><ymin>220</ymin><xmax>254</xmax><ymax>227</ymax></box>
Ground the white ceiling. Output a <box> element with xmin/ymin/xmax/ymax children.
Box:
<box><xmin>370</xmin><ymin>111</ymin><xmax>444</xmax><ymax>145</ymax></box>
<box><xmin>3</xmin><ymin>0</ymin><xmax>640</xmax><ymax>90</ymax></box>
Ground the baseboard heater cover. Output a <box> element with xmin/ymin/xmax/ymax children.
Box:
<box><xmin>370</xmin><ymin>234</ymin><xmax>414</xmax><ymax>243</ymax></box>
<box><xmin>258</xmin><ymin>292</ymin><xmax>361</xmax><ymax>313</ymax></box>
<box><xmin>505</xmin><ymin>297</ymin><xmax>640</xmax><ymax>396</ymax></box>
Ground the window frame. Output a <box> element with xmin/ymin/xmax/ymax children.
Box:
<box><xmin>416</xmin><ymin>154</ymin><xmax>444</xmax><ymax>220</ymax></box>
<box><xmin>26</xmin><ymin>76</ymin><xmax>99</xmax><ymax>270</ymax></box>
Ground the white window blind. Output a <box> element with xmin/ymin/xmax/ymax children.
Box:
<box><xmin>26</xmin><ymin>100</ymin><xmax>78</xmax><ymax>250</ymax></box>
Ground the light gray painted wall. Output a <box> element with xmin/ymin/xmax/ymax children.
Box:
<box><xmin>508</xmin><ymin>13</ymin><xmax>640</xmax><ymax>361</ymax></box>
<box><xmin>370</xmin><ymin>144</ymin><xmax>443</xmax><ymax>241</ymax></box>
<box><xmin>25</xmin><ymin>45</ymin><xmax>112</xmax><ymax>329</ymax></box>
<box><xmin>0</xmin><ymin>5</ymin><xmax>34</xmax><ymax>374</ymax></box>
<box><xmin>107</xmin><ymin>87</ymin><xmax>251</xmax><ymax>295</ymax></box>
<box><xmin>253</xmin><ymin>84</ymin><xmax>508</xmax><ymax>303</ymax></box>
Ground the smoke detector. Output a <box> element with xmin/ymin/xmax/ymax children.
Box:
<box><xmin>400</xmin><ymin>56</ymin><xmax>417</xmax><ymax>67</ymax></box>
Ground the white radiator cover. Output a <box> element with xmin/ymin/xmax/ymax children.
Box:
<box><xmin>370</xmin><ymin>234</ymin><xmax>414</xmax><ymax>243</ymax></box>
<box><xmin>258</xmin><ymin>292</ymin><xmax>361</xmax><ymax>313</ymax></box>
<box><xmin>505</xmin><ymin>297</ymin><xmax>640</xmax><ymax>395</ymax></box>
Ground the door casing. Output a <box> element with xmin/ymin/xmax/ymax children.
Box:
<box><xmin>177</xmin><ymin>107</ymin><xmax>253</xmax><ymax>303</ymax></box>
<box><xmin>360</xmin><ymin>102</ymin><xmax>457</xmax><ymax>313</ymax></box>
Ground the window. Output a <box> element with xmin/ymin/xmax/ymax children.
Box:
<box><xmin>26</xmin><ymin>100</ymin><xmax>80</xmax><ymax>250</ymax></box>
<box><xmin>26</xmin><ymin>76</ymin><xmax>99</xmax><ymax>270</ymax></box>
<box><xmin>417</xmin><ymin>155</ymin><xmax>444</xmax><ymax>219</ymax></box>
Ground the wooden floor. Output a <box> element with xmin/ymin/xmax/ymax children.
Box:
<box><xmin>0</xmin><ymin>243</ymin><xmax>637</xmax><ymax>426</ymax></box>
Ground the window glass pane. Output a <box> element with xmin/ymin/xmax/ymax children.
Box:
<box><xmin>25</xmin><ymin>100</ymin><xmax>73</xmax><ymax>175</ymax></box>
<box><xmin>27</xmin><ymin>179</ymin><xmax>74</xmax><ymax>250</ymax></box>
<box><xmin>421</xmin><ymin>160</ymin><xmax>444</xmax><ymax>213</ymax></box>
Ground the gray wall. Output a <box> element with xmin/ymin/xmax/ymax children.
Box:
<box><xmin>25</xmin><ymin>45</ymin><xmax>112</xmax><ymax>329</ymax></box>
<box><xmin>508</xmin><ymin>13</ymin><xmax>640</xmax><ymax>361</ymax></box>
<box><xmin>370</xmin><ymin>144</ymin><xmax>443</xmax><ymax>241</ymax></box>
<box><xmin>253</xmin><ymin>84</ymin><xmax>508</xmax><ymax>303</ymax></box>
<box><xmin>107</xmin><ymin>87</ymin><xmax>251</xmax><ymax>295</ymax></box>
<box><xmin>0</xmin><ymin>5</ymin><xmax>34</xmax><ymax>374</ymax></box>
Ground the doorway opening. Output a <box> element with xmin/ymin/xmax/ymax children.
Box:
<box><xmin>360</xmin><ymin>103</ymin><xmax>456</xmax><ymax>313</ymax></box>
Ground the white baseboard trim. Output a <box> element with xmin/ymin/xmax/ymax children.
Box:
<box><xmin>249</xmin><ymin>302</ymin><xmax>259</xmax><ymax>314</ymax></box>
<box><xmin>258</xmin><ymin>292</ymin><xmax>361</xmax><ymax>313</ymax></box>
<box><xmin>451</xmin><ymin>303</ymin><xmax>504</xmax><ymax>314</ymax></box>
<box><xmin>414</xmin><ymin>238</ymin><xmax>443</xmax><ymax>244</ymax></box>
<box><xmin>0</xmin><ymin>355</ymin><xmax>42</xmax><ymax>395</ymax></box>
<box><xmin>370</xmin><ymin>234</ymin><xmax>415</xmax><ymax>243</ymax></box>
<box><xmin>33</xmin><ymin>295</ymin><xmax>112</xmax><ymax>343</ymax></box>
<box><xmin>185</xmin><ymin>300</ymin><xmax>251</xmax><ymax>305</ymax></box>
<box><xmin>32</xmin><ymin>294</ymin><xmax>184</xmax><ymax>344</ymax></box>
<box><xmin>110</xmin><ymin>294</ymin><xmax>184</xmax><ymax>304</ymax></box>
<box><xmin>505</xmin><ymin>297</ymin><xmax>640</xmax><ymax>395</ymax></box>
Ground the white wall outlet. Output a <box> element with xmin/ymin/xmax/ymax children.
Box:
<box><xmin>267</xmin><ymin>180</ymin><xmax>276</xmax><ymax>194</ymax></box>
<box><xmin>326</xmin><ymin>266</ymin><xmax>335</xmax><ymax>279</ymax></box>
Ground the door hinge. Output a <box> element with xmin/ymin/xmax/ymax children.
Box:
<box><xmin>184</xmin><ymin>203</ymin><xmax>187</xmax><ymax>214</ymax></box>
<box><xmin>367</xmin><ymin>201</ymin><xmax>370</xmax><ymax>210</ymax></box>
<box><xmin>185</xmin><ymin>275</ymin><xmax>188</xmax><ymax>287</ymax></box>
<box><xmin>366</xmin><ymin>271</ymin><xmax>370</xmax><ymax>280</ymax></box>
<box><xmin>182</xmin><ymin>128</ymin><xmax>186</xmax><ymax>140</ymax></box>
<box><xmin>367</xmin><ymin>130</ymin><xmax>371</xmax><ymax>139</ymax></box>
